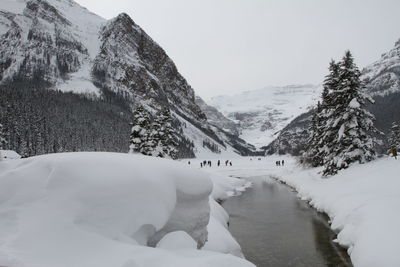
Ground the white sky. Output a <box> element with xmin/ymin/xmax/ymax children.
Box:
<box><xmin>76</xmin><ymin>0</ymin><xmax>400</xmax><ymax>99</ymax></box>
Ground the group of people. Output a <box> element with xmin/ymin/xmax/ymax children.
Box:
<box><xmin>275</xmin><ymin>160</ymin><xmax>284</xmax><ymax>166</ymax></box>
<box><xmin>199</xmin><ymin>159</ymin><xmax>232</xmax><ymax>168</ymax></box>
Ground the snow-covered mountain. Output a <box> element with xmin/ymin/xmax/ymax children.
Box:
<box><xmin>0</xmin><ymin>0</ymin><xmax>255</xmax><ymax>158</ymax></box>
<box><xmin>208</xmin><ymin>84</ymin><xmax>321</xmax><ymax>148</ymax></box>
<box><xmin>363</xmin><ymin>39</ymin><xmax>400</xmax><ymax>96</ymax></box>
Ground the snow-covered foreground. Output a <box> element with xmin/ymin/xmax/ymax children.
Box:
<box><xmin>199</xmin><ymin>156</ymin><xmax>400</xmax><ymax>267</ymax></box>
<box><xmin>0</xmin><ymin>152</ymin><xmax>254</xmax><ymax>267</ymax></box>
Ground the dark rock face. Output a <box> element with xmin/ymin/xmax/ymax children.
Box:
<box><xmin>0</xmin><ymin>0</ymin><xmax>87</xmax><ymax>85</ymax></box>
<box><xmin>195</xmin><ymin>96</ymin><xmax>239</xmax><ymax>136</ymax></box>
<box><xmin>24</xmin><ymin>0</ymin><xmax>71</xmax><ymax>26</ymax></box>
<box><xmin>263</xmin><ymin>111</ymin><xmax>311</xmax><ymax>156</ymax></box>
<box><xmin>92</xmin><ymin>13</ymin><xmax>206</xmax><ymax>121</ymax></box>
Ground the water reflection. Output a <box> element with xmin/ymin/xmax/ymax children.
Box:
<box><xmin>312</xmin><ymin>215</ymin><xmax>352</xmax><ymax>266</ymax></box>
<box><xmin>222</xmin><ymin>176</ymin><xmax>352</xmax><ymax>267</ymax></box>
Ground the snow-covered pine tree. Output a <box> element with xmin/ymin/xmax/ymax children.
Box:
<box><xmin>129</xmin><ymin>105</ymin><xmax>151</xmax><ymax>155</ymax></box>
<box><xmin>129</xmin><ymin>106</ymin><xmax>178</xmax><ymax>159</ymax></box>
<box><xmin>147</xmin><ymin>114</ymin><xmax>162</xmax><ymax>157</ymax></box>
<box><xmin>303</xmin><ymin>102</ymin><xmax>323</xmax><ymax>167</ymax></box>
<box><xmin>0</xmin><ymin>123</ymin><xmax>6</xmax><ymax>150</ymax></box>
<box><xmin>323</xmin><ymin>51</ymin><xmax>377</xmax><ymax>176</ymax></box>
<box><xmin>388</xmin><ymin>121</ymin><xmax>400</xmax><ymax>150</ymax></box>
<box><xmin>151</xmin><ymin>107</ymin><xmax>178</xmax><ymax>159</ymax></box>
<box><xmin>303</xmin><ymin>60</ymin><xmax>340</xmax><ymax>167</ymax></box>
<box><xmin>315</xmin><ymin>60</ymin><xmax>341</xmax><ymax>166</ymax></box>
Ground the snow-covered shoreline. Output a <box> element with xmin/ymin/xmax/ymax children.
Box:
<box><xmin>0</xmin><ymin>152</ymin><xmax>255</xmax><ymax>267</ymax></box>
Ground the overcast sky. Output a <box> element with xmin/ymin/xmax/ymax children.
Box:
<box><xmin>76</xmin><ymin>0</ymin><xmax>400</xmax><ymax>99</ymax></box>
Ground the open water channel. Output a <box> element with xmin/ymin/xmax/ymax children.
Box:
<box><xmin>222</xmin><ymin>176</ymin><xmax>352</xmax><ymax>267</ymax></box>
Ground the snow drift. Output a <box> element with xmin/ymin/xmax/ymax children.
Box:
<box><xmin>0</xmin><ymin>152</ymin><xmax>254</xmax><ymax>267</ymax></box>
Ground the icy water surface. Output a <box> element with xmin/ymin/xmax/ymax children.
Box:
<box><xmin>222</xmin><ymin>176</ymin><xmax>352</xmax><ymax>267</ymax></box>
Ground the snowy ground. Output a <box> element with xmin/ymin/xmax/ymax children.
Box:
<box><xmin>196</xmin><ymin>156</ymin><xmax>400</xmax><ymax>267</ymax></box>
<box><xmin>1</xmin><ymin>153</ymin><xmax>398</xmax><ymax>267</ymax></box>
<box><xmin>0</xmin><ymin>152</ymin><xmax>254</xmax><ymax>267</ymax></box>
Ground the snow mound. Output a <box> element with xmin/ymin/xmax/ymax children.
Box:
<box><xmin>203</xmin><ymin>200</ymin><xmax>244</xmax><ymax>257</ymax></box>
<box><xmin>0</xmin><ymin>152</ymin><xmax>254</xmax><ymax>267</ymax></box>
<box><xmin>156</xmin><ymin>231</ymin><xmax>197</xmax><ymax>250</ymax></box>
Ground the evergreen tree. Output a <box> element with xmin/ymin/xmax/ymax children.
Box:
<box><xmin>322</xmin><ymin>51</ymin><xmax>377</xmax><ymax>176</ymax></box>
<box><xmin>303</xmin><ymin>60</ymin><xmax>340</xmax><ymax>167</ymax></box>
<box><xmin>150</xmin><ymin>107</ymin><xmax>178</xmax><ymax>159</ymax></box>
<box><xmin>129</xmin><ymin>105</ymin><xmax>151</xmax><ymax>155</ymax></box>
<box><xmin>315</xmin><ymin>60</ymin><xmax>341</xmax><ymax>164</ymax></box>
<box><xmin>0</xmin><ymin>123</ymin><xmax>6</xmax><ymax>150</ymax></box>
<box><xmin>129</xmin><ymin>106</ymin><xmax>178</xmax><ymax>159</ymax></box>
<box><xmin>303</xmin><ymin>102</ymin><xmax>323</xmax><ymax>166</ymax></box>
<box><xmin>388</xmin><ymin>121</ymin><xmax>400</xmax><ymax>150</ymax></box>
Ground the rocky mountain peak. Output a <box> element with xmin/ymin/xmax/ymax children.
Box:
<box><xmin>24</xmin><ymin>0</ymin><xmax>71</xmax><ymax>25</ymax></box>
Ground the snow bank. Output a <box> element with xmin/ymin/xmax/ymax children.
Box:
<box><xmin>0</xmin><ymin>150</ymin><xmax>21</xmax><ymax>161</ymax></box>
<box><xmin>267</xmin><ymin>156</ymin><xmax>400</xmax><ymax>267</ymax></box>
<box><xmin>0</xmin><ymin>152</ymin><xmax>254</xmax><ymax>267</ymax></box>
<box><xmin>209</xmin><ymin>172</ymin><xmax>252</xmax><ymax>201</ymax></box>
<box><xmin>203</xmin><ymin>200</ymin><xmax>244</xmax><ymax>257</ymax></box>
<box><xmin>182</xmin><ymin>162</ymin><xmax>252</xmax><ymax>257</ymax></box>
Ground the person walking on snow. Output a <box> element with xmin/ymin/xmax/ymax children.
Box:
<box><xmin>390</xmin><ymin>147</ymin><xmax>398</xmax><ymax>160</ymax></box>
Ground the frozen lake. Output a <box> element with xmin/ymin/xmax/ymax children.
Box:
<box><xmin>222</xmin><ymin>176</ymin><xmax>352</xmax><ymax>267</ymax></box>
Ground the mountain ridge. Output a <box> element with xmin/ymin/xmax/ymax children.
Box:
<box><xmin>207</xmin><ymin>84</ymin><xmax>321</xmax><ymax>148</ymax></box>
<box><xmin>0</xmin><ymin>0</ymin><xmax>255</xmax><ymax>158</ymax></box>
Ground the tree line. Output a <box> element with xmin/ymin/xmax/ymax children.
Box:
<box><xmin>0</xmin><ymin>84</ymin><xmax>132</xmax><ymax>157</ymax></box>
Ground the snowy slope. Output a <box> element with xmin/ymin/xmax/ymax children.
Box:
<box><xmin>208</xmin><ymin>84</ymin><xmax>321</xmax><ymax>148</ymax></box>
<box><xmin>0</xmin><ymin>0</ymin><xmax>105</xmax><ymax>56</ymax></box>
<box><xmin>362</xmin><ymin>38</ymin><xmax>400</xmax><ymax>96</ymax></box>
<box><xmin>0</xmin><ymin>0</ymin><xmax>104</xmax><ymax>92</ymax></box>
<box><xmin>0</xmin><ymin>152</ymin><xmax>254</xmax><ymax>267</ymax></box>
